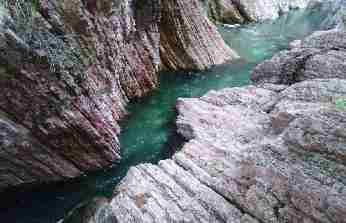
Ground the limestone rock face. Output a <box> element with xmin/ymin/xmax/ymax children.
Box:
<box><xmin>251</xmin><ymin>30</ymin><xmax>346</xmax><ymax>85</ymax></box>
<box><xmin>107</xmin><ymin>78</ymin><xmax>346</xmax><ymax>223</ymax></box>
<box><xmin>160</xmin><ymin>0</ymin><xmax>239</xmax><ymax>71</ymax></box>
<box><xmin>0</xmin><ymin>0</ymin><xmax>235</xmax><ymax>190</ymax></box>
<box><xmin>203</xmin><ymin>0</ymin><xmax>312</xmax><ymax>24</ymax></box>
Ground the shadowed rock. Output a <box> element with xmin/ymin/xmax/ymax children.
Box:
<box><xmin>59</xmin><ymin>197</ymin><xmax>117</xmax><ymax>223</ymax></box>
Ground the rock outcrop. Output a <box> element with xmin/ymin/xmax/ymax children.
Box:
<box><xmin>203</xmin><ymin>0</ymin><xmax>312</xmax><ymax>24</ymax></box>
<box><xmin>160</xmin><ymin>0</ymin><xmax>238</xmax><ymax>70</ymax></box>
<box><xmin>102</xmin><ymin>30</ymin><xmax>346</xmax><ymax>222</ymax></box>
<box><xmin>107</xmin><ymin>79</ymin><xmax>346</xmax><ymax>223</ymax></box>
<box><xmin>251</xmin><ymin>29</ymin><xmax>346</xmax><ymax>85</ymax></box>
<box><xmin>0</xmin><ymin>0</ymin><xmax>235</xmax><ymax>190</ymax></box>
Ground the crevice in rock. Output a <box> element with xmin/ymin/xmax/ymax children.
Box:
<box><xmin>172</xmin><ymin>157</ymin><xmax>267</xmax><ymax>223</ymax></box>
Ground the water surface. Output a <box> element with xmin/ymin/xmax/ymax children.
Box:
<box><xmin>0</xmin><ymin>8</ymin><xmax>332</xmax><ymax>223</ymax></box>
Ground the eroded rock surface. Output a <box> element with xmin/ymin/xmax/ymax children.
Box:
<box><xmin>203</xmin><ymin>0</ymin><xmax>312</xmax><ymax>24</ymax></box>
<box><xmin>160</xmin><ymin>0</ymin><xmax>238</xmax><ymax>71</ymax></box>
<box><xmin>0</xmin><ymin>0</ymin><xmax>235</xmax><ymax>190</ymax></box>
<box><xmin>251</xmin><ymin>30</ymin><xmax>346</xmax><ymax>85</ymax></box>
<box><xmin>109</xmin><ymin>78</ymin><xmax>346</xmax><ymax>223</ymax></box>
<box><xmin>0</xmin><ymin>0</ymin><xmax>160</xmax><ymax>190</ymax></box>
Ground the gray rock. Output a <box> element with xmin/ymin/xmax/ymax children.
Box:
<box><xmin>301</xmin><ymin>29</ymin><xmax>346</xmax><ymax>49</ymax></box>
<box><xmin>203</xmin><ymin>0</ymin><xmax>312</xmax><ymax>24</ymax></box>
<box><xmin>252</xmin><ymin>30</ymin><xmax>346</xmax><ymax>85</ymax></box>
<box><xmin>106</xmin><ymin>78</ymin><xmax>346</xmax><ymax>222</ymax></box>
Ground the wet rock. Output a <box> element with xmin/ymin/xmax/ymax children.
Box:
<box><xmin>251</xmin><ymin>30</ymin><xmax>346</xmax><ymax>85</ymax></box>
<box><xmin>60</xmin><ymin>197</ymin><xmax>117</xmax><ymax>223</ymax></box>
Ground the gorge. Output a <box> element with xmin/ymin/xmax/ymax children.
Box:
<box><xmin>0</xmin><ymin>0</ymin><xmax>346</xmax><ymax>222</ymax></box>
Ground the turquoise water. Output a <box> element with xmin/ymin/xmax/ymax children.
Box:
<box><xmin>0</xmin><ymin>8</ymin><xmax>331</xmax><ymax>223</ymax></box>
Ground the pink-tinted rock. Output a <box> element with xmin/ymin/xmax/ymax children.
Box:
<box><xmin>0</xmin><ymin>0</ymin><xmax>236</xmax><ymax>190</ymax></box>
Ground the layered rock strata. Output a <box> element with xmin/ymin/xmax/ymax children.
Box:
<box><xmin>160</xmin><ymin>0</ymin><xmax>238</xmax><ymax>70</ymax></box>
<box><xmin>204</xmin><ymin>0</ymin><xmax>312</xmax><ymax>24</ymax></box>
<box><xmin>0</xmin><ymin>0</ymin><xmax>235</xmax><ymax>190</ymax></box>
<box><xmin>108</xmin><ymin>78</ymin><xmax>346</xmax><ymax>223</ymax></box>
<box><xmin>252</xmin><ymin>30</ymin><xmax>346</xmax><ymax>84</ymax></box>
<box><xmin>106</xmin><ymin>30</ymin><xmax>346</xmax><ymax>222</ymax></box>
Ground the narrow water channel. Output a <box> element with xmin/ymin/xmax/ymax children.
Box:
<box><xmin>0</xmin><ymin>7</ymin><xmax>333</xmax><ymax>223</ymax></box>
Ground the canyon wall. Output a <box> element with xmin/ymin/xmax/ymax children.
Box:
<box><xmin>204</xmin><ymin>0</ymin><xmax>312</xmax><ymax>24</ymax></box>
<box><xmin>0</xmin><ymin>0</ymin><xmax>235</xmax><ymax>190</ymax></box>
<box><xmin>160</xmin><ymin>0</ymin><xmax>238</xmax><ymax>70</ymax></box>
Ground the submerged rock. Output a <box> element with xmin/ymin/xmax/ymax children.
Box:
<box><xmin>0</xmin><ymin>0</ymin><xmax>236</xmax><ymax>190</ymax></box>
<box><xmin>59</xmin><ymin>197</ymin><xmax>117</xmax><ymax>223</ymax></box>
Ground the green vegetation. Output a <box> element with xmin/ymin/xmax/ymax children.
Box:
<box><xmin>336</xmin><ymin>98</ymin><xmax>346</xmax><ymax>110</ymax></box>
<box><xmin>0</xmin><ymin>0</ymin><xmax>81</xmax><ymax>72</ymax></box>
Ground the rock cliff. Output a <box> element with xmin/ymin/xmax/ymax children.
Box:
<box><xmin>103</xmin><ymin>29</ymin><xmax>346</xmax><ymax>222</ymax></box>
<box><xmin>0</xmin><ymin>0</ymin><xmax>235</xmax><ymax>190</ymax></box>
<box><xmin>160</xmin><ymin>0</ymin><xmax>238</xmax><ymax>70</ymax></box>
<box><xmin>204</xmin><ymin>0</ymin><xmax>312</xmax><ymax>24</ymax></box>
